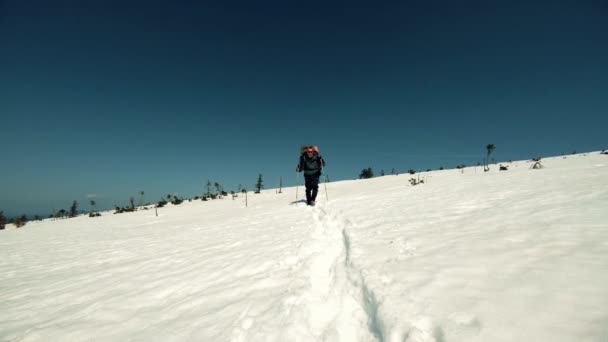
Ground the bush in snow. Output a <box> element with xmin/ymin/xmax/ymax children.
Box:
<box><xmin>531</xmin><ymin>159</ymin><xmax>544</xmax><ymax>169</ymax></box>
<box><xmin>15</xmin><ymin>215</ymin><xmax>27</xmax><ymax>228</ymax></box>
<box><xmin>409</xmin><ymin>178</ymin><xmax>424</xmax><ymax>186</ymax></box>
<box><xmin>0</xmin><ymin>211</ymin><xmax>6</xmax><ymax>230</ymax></box>
<box><xmin>114</xmin><ymin>207</ymin><xmax>135</xmax><ymax>214</ymax></box>
<box><xmin>359</xmin><ymin>168</ymin><xmax>374</xmax><ymax>179</ymax></box>
<box><xmin>499</xmin><ymin>165</ymin><xmax>508</xmax><ymax>171</ymax></box>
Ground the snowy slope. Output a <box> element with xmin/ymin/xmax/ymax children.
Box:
<box><xmin>1</xmin><ymin>153</ymin><xmax>607</xmax><ymax>342</ymax></box>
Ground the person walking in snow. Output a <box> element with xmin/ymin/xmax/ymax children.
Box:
<box><xmin>297</xmin><ymin>146</ymin><xmax>326</xmax><ymax>206</ymax></box>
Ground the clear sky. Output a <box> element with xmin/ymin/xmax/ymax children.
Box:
<box><xmin>1</xmin><ymin>1</ymin><xmax>607</xmax><ymax>217</ymax></box>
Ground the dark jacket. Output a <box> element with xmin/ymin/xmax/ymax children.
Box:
<box><xmin>298</xmin><ymin>152</ymin><xmax>325</xmax><ymax>176</ymax></box>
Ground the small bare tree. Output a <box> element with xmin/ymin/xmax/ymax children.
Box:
<box><xmin>484</xmin><ymin>144</ymin><xmax>496</xmax><ymax>172</ymax></box>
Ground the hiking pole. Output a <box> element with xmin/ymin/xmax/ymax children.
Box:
<box><xmin>295</xmin><ymin>171</ymin><xmax>299</xmax><ymax>201</ymax></box>
<box><xmin>324</xmin><ymin>174</ymin><xmax>329</xmax><ymax>202</ymax></box>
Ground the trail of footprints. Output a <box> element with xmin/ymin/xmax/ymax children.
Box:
<box><xmin>231</xmin><ymin>206</ymin><xmax>463</xmax><ymax>342</ymax></box>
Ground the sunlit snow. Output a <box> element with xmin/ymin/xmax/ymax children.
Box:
<box><xmin>1</xmin><ymin>152</ymin><xmax>607</xmax><ymax>341</ymax></box>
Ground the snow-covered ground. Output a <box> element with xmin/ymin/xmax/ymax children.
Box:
<box><xmin>1</xmin><ymin>152</ymin><xmax>607</xmax><ymax>342</ymax></box>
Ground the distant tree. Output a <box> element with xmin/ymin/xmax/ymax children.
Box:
<box><xmin>408</xmin><ymin>169</ymin><xmax>416</xmax><ymax>175</ymax></box>
<box><xmin>279</xmin><ymin>177</ymin><xmax>283</xmax><ymax>193</ymax></box>
<box><xmin>157</xmin><ymin>198</ymin><xmax>167</xmax><ymax>207</ymax></box>
<box><xmin>255</xmin><ymin>174</ymin><xmax>264</xmax><ymax>194</ymax></box>
<box><xmin>391</xmin><ymin>168</ymin><xmax>396</xmax><ymax>175</ymax></box>
<box><xmin>0</xmin><ymin>211</ymin><xmax>6</xmax><ymax>230</ymax></box>
<box><xmin>69</xmin><ymin>201</ymin><xmax>78</xmax><ymax>218</ymax></box>
<box><xmin>359</xmin><ymin>167</ymin><xmax>374</xmax><ymax>179</ymax></box>
<box><xmin>206</xmin><ymin>181</ymin><xmax>212</xmax><ymax>198</ymax></box>
<box><xmin>485</xmin><ymin>144</ymin><xmax>496</xmax><ymax>171</ymax></box>
<box><xmin>129</xmin><ymin>197</ymin><xmax>135</xmax><ymax>210</ymax></box>
<box><xmin>439</xmin><ymin>166</ymin><xmax>444</xmax><ymax>170</ymax></box>
<box><xmin>55</xmin><ymin>209</ymin><xmax>67</xmax><ymax>219</ymax></box>
<box><xmin>380</xmin><ymin>169</ymin><xmax>385</xmax><ymax>176</ymax></box>
<box><xmin>89</xmin><ymin>200</ymin><xmax>96</xmax><ymax>213</ymax></box>
<box><xmin>214</xmin><ymin>182</ymin><xmax>222</xmax><ymax>197</ymax></box>
<box><xmin>139</xmin><ymin>191</ymin><xmax>145</xmax><ymax>207</ymax></box>
<box><xmin>15</xmin><ymin>215</ymin><xmax>27</xmax><ymax>228</ymax></box>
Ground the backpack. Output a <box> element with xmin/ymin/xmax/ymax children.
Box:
<box><xmin>300</xmin><ymin>145</ymin><xmax>321</xmax><ymax>155</ymax></box>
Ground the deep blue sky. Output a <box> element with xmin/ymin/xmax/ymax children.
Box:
<box><xmin>1</xmin><ymin>1</ymin><xmax>607</xmax><ymax>217</ymax></box>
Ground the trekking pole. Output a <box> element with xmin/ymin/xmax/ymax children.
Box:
<box><xmin>295</xmin><ymin>171</ymin><xmax>299</xmax><ymax>201</ymax></box>
<box><xmin>324</xmin><ymin>174</ymin><xmax>329</xmax><ymax>202</ymax></box>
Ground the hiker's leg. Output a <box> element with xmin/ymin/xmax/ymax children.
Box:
<box><xmin>304</xmin><ymin>175</ymin><xmax>312</xmax><ymax>203</ymax></box>
<box><xmin>311</xmin><ymin>174</ymin><xmax>320</xmax><ymax>201</ymax></box>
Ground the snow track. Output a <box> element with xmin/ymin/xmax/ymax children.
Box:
<box><xmin>278</xmin><ymin>206</ymin><xmax>383</xmax><ymax>342</ymax></box>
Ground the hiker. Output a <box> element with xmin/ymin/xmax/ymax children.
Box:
<box><xmin>296</xmin><ymin>145</ymin><xmax>326</xmax><ymax>206</ymax></box>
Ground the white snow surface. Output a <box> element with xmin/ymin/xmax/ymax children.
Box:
<box><xmin>2</xmin><ymin>153</ymin><xmax>608</xmax><ymax>342</ymax></box>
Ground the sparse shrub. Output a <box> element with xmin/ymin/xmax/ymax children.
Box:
<box><xmin>439</xmin><ymin>166</ymin><xmax>444</xmax><ymax>170</ymax></box>
<box><xmin>601</xmin><ymin>150</ymin><xmax>608</xmax><ymax>155</ymax></box>
<box><xmin>54</xmin><ymin>209</ymin><xmax>67</xmax><ymax>219</ymax></box>
<box><xmin>171</xmin><ymin>197</ymin><xmax>184</xmax><ymax>205</ymax></box>
<box><xmin>359</xmin><ymin>168</ymin><xmax>374</xmax><ymax>179</ymax></box>
<box><xmin>114</xmin><ymin>207</ymin><xmax>135</xmax><ymax>214</ymax></box>
<box><xmin>156</xmin><ymin>199</ymin><xmax>167</xmax><ymax>208</ymax></box>
<box><xmin>409</xmin><ymin>178</ymin><xmax>424</xmax><ymax>186</ymax></box>
<box><xmin>499</xmin><ymin>165</ymin><xmax>508</xmax><ymax>171</ymax></box>
<box><xmin>408</xmin><ymin>169</ymin><xmax>416</xmax><ymax>175</ymax></box>
<box><xmin>15</xmin><ymin>215</ymin><xmax>27</xmax><ymax>228</ymax></box>
<box><xmin>0</xmin><ymin>211</ymin><xmax>6</xmax><ymax>230</ymax></box>
<box><xmin>531</xmin><ymin>159</ymin><xmax>544</xmax><ymax>169</ymax></box>
<box><xmin>89</xmin><ymin>212</ymin><xmax>101</xmax><ymax>218</ymax></box>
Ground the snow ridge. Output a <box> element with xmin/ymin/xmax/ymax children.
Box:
<box><xmin>277</xmin><ymin>205</ymin><xmax>384</xmax><ymax>342</ymax></box>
